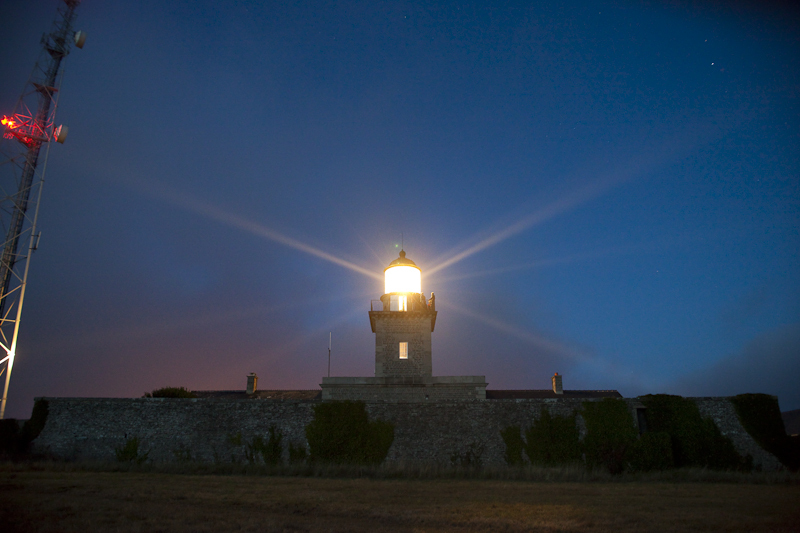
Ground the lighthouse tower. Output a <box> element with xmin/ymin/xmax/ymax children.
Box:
<box><xmin>369</xmin><ymin>250</ymin><xmax>436</xmax><ymax>378</ymax></box>
<box><xmin>321</xmin><ymin>250</ymin><xmax>486</xmax><ymax>402</ymax></box>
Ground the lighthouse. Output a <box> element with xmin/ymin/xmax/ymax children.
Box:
<box><xmin>369</xmin><ymin>250</ymin><xmax>436</xmax><ymax>378</ymax></box>
<box><xmin>321</xmin><ymin>250</ymin><xmax>487</xmax><ymax>402</ymax></box>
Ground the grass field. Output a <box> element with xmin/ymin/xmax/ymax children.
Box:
<box><xmin>1</xmin><ymin>464</ymin><xmax>799</xmax><ymax>532</ymax></box>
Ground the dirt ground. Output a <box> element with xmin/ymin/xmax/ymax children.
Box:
<box><xmin>1</xmin><ymin>469</ymin><xmax>799</xmax><ymax>532</ymax></box>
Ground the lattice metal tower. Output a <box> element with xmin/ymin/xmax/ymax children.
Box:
<box><xmin>0</xmin><ymin>0</ymin><xmax>85</xmax><ymax>418</ymax></box>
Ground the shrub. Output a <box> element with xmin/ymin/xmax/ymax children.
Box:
<box><xmin>731</xmin><ymin>393</ymin><xmax>799</xmax><ymax>472</ymax></box>
<box><xmin>288</xmin><ymin>442</ymin><xmax>308</xmax><ymax>464</ymax></box>
<box><xmin>640</xmin><ymin>394</ymin><xmax>748</xmax><ymax>470</ymax></box>
<box><xmin>115</xmin><ymin>436</ymin><xmax>149</xmax><ymax>464</ymax></box>
<box><xmin>143</xmin><ymin>387</ymin><xmax>196</xmax><ymax>398</ymax></box>
<box><xmin>450</xmin><ymin>443</ymin><xmax>485</xmax><ymax>468</ymax></box>
<box><xmin>20</xmin><ymin>399</ymin><xmax>49</xmax><ymax>442</ymax></box>
<box><xmin>524</xmin><ymin>409</ymin><xmax>581</xmax><ymax>466</ymax></box>
<box><xmin>245</xmin><ymin>436</ymin><xmax>267</xmax><ymax>464</ymax></box>
<box><xmin>500</xmin><ymin>425</ymin><xmax>525</xmax><ymax>466</ymax></box>
<box><xmin>172</xmin><ymin>444</ymin><xmax>194</xmax><ymax>463</ymax></box>
<box><xmin>263</xmin><ymin>425</ymin><xmax>284</xmax><ymax>465</ymax></box>
<box><xmin>0</xmin><ymin>399</ymin><xmax>49</xmax><ymax>457</ymax></box>
<box><xmin>305</xmin><ymin>401</ymin><xmax>394</xmax><ymax>465</ymax></box>
<box><xmin>701</xmin><ymin>417</ymin><xmax>750</xmax><ymax>470</ymax></box>
<box><xmin>0</xmin><ymin>418</ymin><xmax>22</xmax><ymax>456</ymax></box>
<box><xmin>628</xmin><ymin>431</ymin><xmax>673</xmax><ymax>472</ymax></box>
<box><xmin>244</xmin><ymin>426</ymin><xmax>284</xmax><ymax>465</ymax></box>
<box><xmin>582</xmin><ymin>398</ymin><xmax>638</xmax><ymax>474</ymax></box>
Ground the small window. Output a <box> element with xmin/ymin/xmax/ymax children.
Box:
<box><xmin>399</xmin><ymin>342</ymin><xmax>408</xmax><ymax>359</ymax></box>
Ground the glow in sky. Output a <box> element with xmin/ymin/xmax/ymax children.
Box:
<box><xmin>0</xmin><ymin>0</ymin><xmax>797</xmax><ymax>417</ymax></box>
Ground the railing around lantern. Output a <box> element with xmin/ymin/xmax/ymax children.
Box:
<box><xmin>370</xmin><ymin>296</ymin><xmax>434</xmax><ymax>312</ymax></box>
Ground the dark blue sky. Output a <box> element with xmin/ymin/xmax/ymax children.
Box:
<box><xmin>1</xmin><ymin>0</ymin><xmax>798</xmax><ymax>418</ymax></box>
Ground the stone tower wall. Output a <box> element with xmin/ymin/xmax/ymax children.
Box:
<box><xmin>373</xmin><ymin>313</ymin><xmax>433</xmax><ymax>377</ymax></box>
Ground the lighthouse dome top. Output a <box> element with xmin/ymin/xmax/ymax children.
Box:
<box><xmin>385</xmin><ymin>250</ymin><xmax>417</xmax><ymax>270</ymax></box>
<box><xmin>384</xmin><ymin>250</ymin><xmax>421</xmax><ymax>294</ymax></box>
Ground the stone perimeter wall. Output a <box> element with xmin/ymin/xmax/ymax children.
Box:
<box><xmin>323</xmin><ymin>384</ymin><xmax>485</xmax><ymax>402</ymax></box>
<box><xmin>32</xmin><ymin>396</ymin><xmax>783</xmax><ymax>470</ymax></box>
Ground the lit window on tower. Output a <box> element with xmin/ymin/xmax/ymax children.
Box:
<box><xmin>399</xmin><ymin>342</ymin><xmax>408</xmax><ymax>359</ymax></box>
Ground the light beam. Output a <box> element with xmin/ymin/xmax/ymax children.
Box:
<box><xmin>120</xmin><ymin>177</ymin><xmax>382</xmax><ymax>281</ymax></box>
<box><xmin>427</xmin><ymin>178</ymin><xmax>618</xmax><ymax>276</ymax></box>
<box><xmin>426</xmin><ymin>132</ymin><xmax>701</xmax><ymax>277</ymax></box>
<box><xmin>432</xmin><ymin>254</ymin><xmax>591</xmax><ymax>284</ymax></box>
<box><xmin>440</xmin><ymin>299</ymin><xmax>588</xmax><ymax>360</ymax></box>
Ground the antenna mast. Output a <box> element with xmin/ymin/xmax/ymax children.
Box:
<box><xmin>0</xmin><ymin>0</ymin><xmax>85</xmax><ymax>418</ymax></box>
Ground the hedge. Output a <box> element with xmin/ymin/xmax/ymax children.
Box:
<box><xmin>244</xmin><ymin>425</ymin><xmax>284</xmax><ymax>465</ymax></box>
<box><xmin>500</xmin><ymin>425</ymin><xmax>525</xmax><ymax>466</ymax></box>
<box><xmin>143</xmin><ymin>387</ymin><xmax>197</xmax><ymax>398</ymax></box>
<box><xmin>582</xmin><ymin>398</ymin><xmax>638</xmax><ymax>474</ymax></box>
<box><xmin>731</xmin><ymin>393</ymin><xmax>799</xmax><ymax>471</ymax></box>
<box><xmin>524</xmin><ymin>409</ymin><xmax>581</xmax><ymax>466</ymax></box>
<box><xmin>640</xmin><ymin>394</ymin><xmax>749</xmax><ymax>470</ymax></box>
<box><xmin>627</xmin><ymin>431</ymin><xmax>673</xmax><ymax>471</ymax></box>
<box><xmin>305</xmin><ymin>401</ymin><xmax>394</xmax><ymax>465</ymax></box>
<box><xmin>0</xmin><ymin>399</ymin><xmax>49</xmax><ymax>457</ymax></box>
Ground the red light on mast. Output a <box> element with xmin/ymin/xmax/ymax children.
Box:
<box><xmin>1</xmin><ymin>114</ymin><xmax>47</xmax><ymax>143</ymax></box>
<box><xmin>1</xmin><ymin>116</ymin><xmax>19</xmax><ymax>139</ymax></box>
<box><xmin>1</xmin><ymin>116</ymin><xmax>19</xmax><ymax>129</ymax></box>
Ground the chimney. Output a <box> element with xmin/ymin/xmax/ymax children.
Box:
<box><xmin>552</xmin><ymin>372</ymin><xmax>563</xmax><ymax>395</ymax></box>
<box><xmin>246</xmin><ymin>372</ymin><xmax>258</xmax><ymax>395</ymax></box>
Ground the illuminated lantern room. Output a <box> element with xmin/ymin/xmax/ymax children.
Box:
<box><xmin>378</xmin><ymin>251</ymin><xmax>433</xmax><ymax>314</ymax></box>
<box><xmin>384</xmin><ymin>250</ymin><xmax>421</xmax><ymax>294</ymax></box>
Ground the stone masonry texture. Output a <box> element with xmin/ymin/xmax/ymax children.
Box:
<box><xmin>374</xmin><ymin>313</ymin><xmax>433</xmax><ymax>378</ymax></box>
<box><xmin>32</xmin><ymin>396</ymin><xmax>783</xmax><ymax>469</ymax></box>
<box><xmin>322</xmin><ymin>382</ymin><xmax>486</xmax><ymax>402</ymax></box>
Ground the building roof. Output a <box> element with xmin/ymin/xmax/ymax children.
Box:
<box><xmin>485</xmin><ymin>389</ymin><xmax>622</xmax><ymax>399</ymax></box>
<box><xmin>385</xmin><ymin>250</ymin><xmax>418</xmax><ymax>270</ymax></box>
<box><xmin>192</xmin><ymin>390</ymin><xmax>322</xmax><ymax>400</ymax></box>
<box><xmin>192</xmin><ymin>389</ymin><xmax>620</xmax><ymax>400</ymax></box>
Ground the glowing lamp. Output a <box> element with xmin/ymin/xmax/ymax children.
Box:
<box><xmin>1</xmin><ymin>116</ymin><xmax>19</xmax><ymax>129</ymax></box>
<box><xmin>384</xmin><ymin>251</ymin><xmax>421</xmax><ymax>294</ymax></box>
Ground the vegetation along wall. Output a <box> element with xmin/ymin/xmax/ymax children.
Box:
<box><xmin>29</xmin><ymin>396</ymin><xmax>786</xmax><ymax>470</ymax></box>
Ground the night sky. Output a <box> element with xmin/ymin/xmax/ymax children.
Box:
<box><xmin>1</xmin><ymin>0</ymin><xmax>798</xmax><ymax>419</ymax></box>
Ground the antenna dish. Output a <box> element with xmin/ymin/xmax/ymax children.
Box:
<box><xmin>54</xmin><ymin>125</ymin><xmax>68</xmax><ymax>143</ymax></box>
<box><xmin>74</xmin><ymin>30</ymin><xmax>86</xmax><ymax>48</ymax></box>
